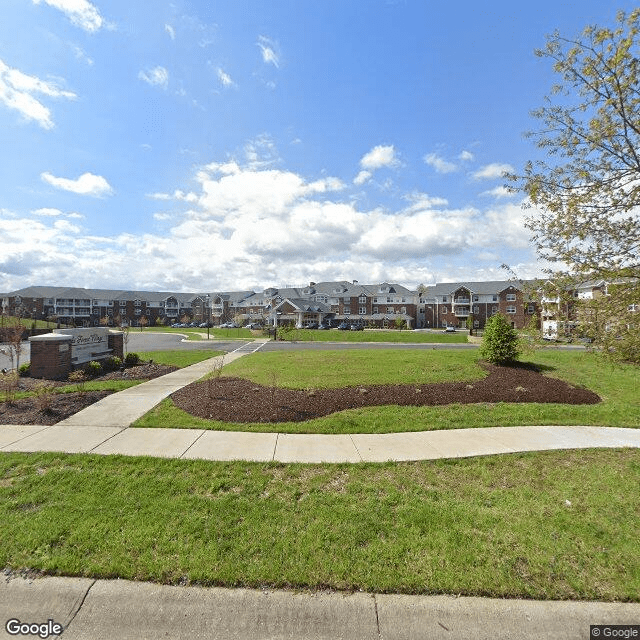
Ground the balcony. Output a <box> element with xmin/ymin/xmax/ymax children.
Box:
<box><xmin>455</xmin><ymin>307</ymin><xmax>470</xmax><ymax>317</ymax></box>
<box><xmin>454</xmin><ymin>297</ymin><xmax>470</xmax><ymax>304</ymax></box>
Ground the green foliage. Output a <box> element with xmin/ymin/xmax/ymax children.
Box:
<box><xmin>84</xmin><ymin>361</ymin><xmax>103</xmax><ymax>377</ymax></box>
<box><xmin>103</xmin><ymin>356</ymin><xmax>123</xmax><ymax>371</ymax></box>
<box><xmin>18</xmin><ymin>363</ymin><xmax>30</xmax><ymax>377</ymax></box>
<box><xmin>124</xmin><ymin>352</ymin><xmax>140</xmax><ymax>366</ymax></box>
<box><xmin>509</xmin><ymin>10</ymin><xmax>640</xmax><ymax>364</ymax></box>
<box><xmin>479</xmin><ymin>314</ymin><xmax>521</xmax><ymax>364</ymax></box>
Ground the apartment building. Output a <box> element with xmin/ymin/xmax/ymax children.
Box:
<box><xmin>417</xmin><ymin>281</ymin><xmax>538</xmax><ymax>330</ymax></box>
<box><xmin>1</xmin><ymin>279</ymin><xmax>540</xmax><ymax>330</ymax></box>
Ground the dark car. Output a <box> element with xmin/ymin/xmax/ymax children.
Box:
<box><xmin>305</xmin><ymin>322</ymin><xmax>319</xmax><ymax>329</ymax></box>
<box><xmin>337</xmin><ymin>322</ymin><xmax>350</xmax><ymax>330</ymax></box>
<box><xmin>350</xmin><ymin>324</ymin><xmax>364</xmax><ymax>331</ymax></box>
<box><xmin>318</xmin><ymin>323</ymin><xmax>331</xmax><ymax>330</ymax></box>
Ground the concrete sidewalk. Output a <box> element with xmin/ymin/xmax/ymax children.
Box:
<box><xmin>56</xmin><ymin>341</ymin><xmax>266</xmax><ymax>428</ymax></box>
<box><xmin>1</xmin><ymin>575</ymin><xmax>638</xmax><ymax>640</ymax></box>
<box><xmin>1</xmin><ymin>423</ymin><xmax>639</xmax><ymax>462</ymax></box>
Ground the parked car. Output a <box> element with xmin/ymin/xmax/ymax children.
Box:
<box><xmin>244</xmin><ymin>323</ymin><xmax>263</xmax><ymax>329</ymax></box>
<box><xmin>337</xmin><ymin>322</ymin><xmax>351</xmax><ymax>330</ymax></box>
<box><xmin>444</xmin><ymin>326</ymin><xmax>456</xmax><ymax>332</ymax></box>
<box><xmin>305</xmin><ymin>322</ymin><xmax>319</xmax><ymax>329</ymax></box>
<box><xmin>198</xmin><ymin>322</ymin><xmax>212</xmax><ymax>328</ymax></box>
<box><xmin>350</xmin><ymin>324</ymin><xmax>364</xmax><ymax>331</ymax></box>
<box><xmin>318</xmin><ymin>323</ymin><xmax>331</xmax><ymax>330</ymax></box>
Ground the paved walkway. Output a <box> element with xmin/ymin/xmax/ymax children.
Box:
<box><xmin>2</xmin><ymin>575</ymin><xmax>639</xmax><ymax>640</ymax></box>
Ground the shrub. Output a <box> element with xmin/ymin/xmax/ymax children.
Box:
<box><xmin>0</xmin><ymin>371</ymin><xmax>18</xmax><ymax>404</ymax></box>
<box><xmin>68</xmin><ymin>370</ymin><xmax>87</xmax><ymax>391</ymax></box>
<box><xmin>125</xmin><ymin>352</ymin><xmax>140</xmax><ymax>366</ymax></box>
<box><xmin>33</xmin><ymin>382</ymin><xmax>55</xmax><ymax>413</ymax></box>
<box><xmin>479</xmin><ymin>313</ymin><xmax>521</xmax><ymax>365</ymax></box>
<box><xmin>18</xmin><ymin>363</ymin><xmax>30</xmax><ymax>377</ymax></box>
<box><xmin>84</xmin><ymin>360</ymin><xmax>102</xmax><ymax>377</ymax></box>
<box><xmin>103</xmin><ymin>356</ymin><xmax>123</xmax><ymax>371</ymax></box>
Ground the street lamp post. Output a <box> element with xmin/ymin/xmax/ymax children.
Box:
<box><xmin>206</xmin><ymin>295</ymin><xmax>210</xmax><ymax>340</ymax></box>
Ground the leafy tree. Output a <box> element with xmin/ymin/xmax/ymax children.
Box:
<box><xmin>508</xmin><ymin>10</ymin><xmax>640</xmax><ymax>363</ymax></box>
<box><xmin>480</xmin><ymin>314</ymin><xmax>521</xmax><ymax>365</ymax></box>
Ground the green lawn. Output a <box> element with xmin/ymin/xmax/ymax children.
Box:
<box><xmin>276</xmin><ymin>328</ymin><xmax>469</xmax><ymax>343</ymax></box>
<box><xmin>133</xmin><ymin>348</ymin><xmax>640</xmax><ymax>433</ymax></box>
<box><xmin>1</xmin><ymin>449</ymin><xmax>638</xmax><ymax>601</ymax></box>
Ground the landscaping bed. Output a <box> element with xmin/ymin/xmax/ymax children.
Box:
<box><xmin>0</xmin><ymin>363</ymin><xmax>178</xmax><ymax>426</ymax></box>
<box><xmin>171</xmin><ymin>362</ymin><xmax>601</xmax><ymax>424</ymax></box>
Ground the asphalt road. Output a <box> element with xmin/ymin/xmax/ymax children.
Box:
<box><xmin>0</xmin><ymin>331</ymin><xmax>585</xmax><ymax>370</ymax></box>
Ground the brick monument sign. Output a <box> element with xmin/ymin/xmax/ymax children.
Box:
<box><xmin>29</xmin><ymin>328</ymin><xmax>124</xmax><ymax>380</ymax></box>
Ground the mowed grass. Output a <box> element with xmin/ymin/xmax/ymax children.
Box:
<box><xmin>133</xmin><ymin>348</ymin><xmax>640</xmax><ymax>433</ymax></box>
<box><xmin>276</xmin><ymin>328</ymin><xmax>469</xmax><ymax>343</ymax></box>
<box><xmin>0</xmin><ymin>449</ymin><xmax>638</xmax><ymax>601</ymax></box>
<box><xmin>136</xmin><ymin>350</ymin><xmax>223</xmax><ymax>368</ymax></box>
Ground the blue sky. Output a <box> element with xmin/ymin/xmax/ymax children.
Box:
<box><xmin>0</xmin><ymin>0</ymin><xmax>634</xmax><ymax>293</ymax></box>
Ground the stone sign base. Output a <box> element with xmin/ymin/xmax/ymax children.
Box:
<box><xmin>29</xmin><ymin>328</ymin><xmax>124</xmax><ymax>380</ymax></box>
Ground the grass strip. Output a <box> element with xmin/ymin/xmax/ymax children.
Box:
<box><xmin>136</xmin><ymin>350</ymin><xmax>223</xmax><ymax>367</ymax></box>
<box><xmin>274</xmin><ymin>329</ymin><xmax>469</xmax><ymax>343</ymax></box>
<box><xmin>0</xmin><ymin>449</ymin><xmax>638</xmax><ymax>601</ymax></box>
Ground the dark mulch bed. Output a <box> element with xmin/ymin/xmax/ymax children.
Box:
<box><xmin>0</xmin><ymin>363</ymin><xmax>178</xmax><ymax>426</ymax></box>
<box><xmin>0</xmin><ymin>391</ymin><xmax>113</xmax><ymax>426</ymax></box>
<box><xmin>171</xmin><ymin>363</ymin><xmax>601</xmax><ymax>424</ymax></box>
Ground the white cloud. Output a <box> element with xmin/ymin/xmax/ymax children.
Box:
<box><xmin>257</xmin><ymin>36</ymin><xmax>280</xmax><ymax>68</ymax></box>
<box><xmin>217</xmin><ymin>67</ymin><xmax>235</xmax><ymax>87</ymax></box>
<box><xmin>353</xmin><ymin>170</ymin><xmax>372</xmax><ymax>186</ymax></box>
<box><xmin>165</xmin><ymin>24</ymin><xmax>175</xmax><ymax>40</ymax></box>
<box><xmin>459</xmin><ymin>150</ymin><xmax>474</xmax><ymax>161</ymax></box>
<box><xmin>1</xmin><ymin>160</ymin><xmax>543</xmax><ymax>293</ymax></box>
<box><xmin>472</xmin><ymin>162</ymin><xmax>514</xmax><ymax>180</ymax></box>
<box><xmin>32</xmin><ymin>0</ymin><xmax>104</xmax><ymax>32</ymax></box>
<box><xmin>138</xmin><ymin>66</ymin><xmax>169</xmax><ymax>90</ymax></box>
<box><xmin>41</xmin><ymin>171</ymin><xmax>113</xmax><ymax>197</ymax></box>
<box><xmin>354</xmin><ymin>145</ymin><xmax>398</xmax><ymax>184</ymax></box>
<box><xmin>480</xmin><ymin>186</ymin><xmax>513</xmax><ymax>199</ymax></box>
<box><xmin>423</xmin><ymin>153</ymin><xmax>457</xmax><ymax>174</ymax></box>
<box><xmin>32</xmin><ymin>207</ymin><xmax>62</xmax><ymax>217</ymax></box>
<box><xmin>0</xmin><ymin>59</ymin><xmax>76</xmax><ymax>129</ymax></box>
<box><xmin>360</xmin><ymin>145</ymin><xmax>398</xmax><ymax>170</ymax></box>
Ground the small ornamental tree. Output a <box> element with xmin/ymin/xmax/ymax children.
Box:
<box><xmin>480</xmin><ymin>313</ymin><xmax>521</xmax><ymax>365</ymax></box>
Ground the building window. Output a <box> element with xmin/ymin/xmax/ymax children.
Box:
<box><xmin>359</xmin><ymin>295</ymin><xmax>367</xmax><ymax>303</ymax></box>
<box><xmin>442</xmin><ymin>296</ymin><xmax>448</xmax><ymax>303</ymax></box>
<box><xmin>473</xmin><ymin>295</ymin><xmax>479</xmax><ymax>302</ymax></box>
<box><xmin>387</xmin><ymin>307</ymin><xmax>394</xmax><ymax>314</ymax></box>
<box><xmin>344</xmin><ymin>308</ymin><xmax>350</xmax><ymax>315</ymax></box>
<box><xmin>506</xmin><ymin>305</ymin><xmax>516</xmax><ymax>314</ymax></box>
<box><xmin>506</xmin><ymin>293</ymin><xmax>516</xmax><ymax>302</ymax></box>
<box><xmin>134</xmin><ymin>300</ymin><xmax>141</xmax><ymax>306</ymax></box>
<box><xmin>474</xmin><ymin>320</ymin><xmax>479</xmax><ymax>327</ymax></box>
<box><xmin>373</xmin><ymin>306</ymin><xmax>378</xmax><ymax>314</ymax></box>
<box><xmin>359</xmin><ymin>307</ymin><xmax>366</xmax><ymax>315</ymax></box>
<box><xmin>491</xmin><ymin>306</ymin><xmax>497</xmax><ymax>315</ymax></box>
<box><xmin>527</xmin><ymin>304</ymin><xmax>535</xmax><ymax>314</ymax></box>
<box><xmin>473</xmin><ymin>306</ymin><xmax>479</xmax><ymax>314</ymax></box>
<box><xmin>401</xmin><ymin>307</ymin><xmax>406</xmax><ymax>314</ymax></box>
<box><xmin>441</xmin><ymin>307</ymin><xmax>448</xmax><ymax>314</ymax></box>
<box><xmin>135</xmin><ymin>309</ymin><xmax>141</xmax><ymax>316</ymax></box>
<box><xmin>492</xmin><ymin>295</ymin><xmax>498</xmax><ymax>302</ymax></box>
<box><xmin>120</xmin><ymin>301</ymin><xmax>126</xmax><ymax>307</ymax></box>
